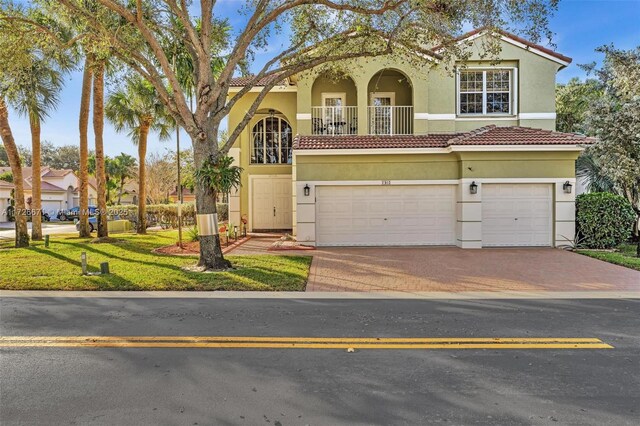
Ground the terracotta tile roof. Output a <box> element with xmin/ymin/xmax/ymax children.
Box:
<box><xmin>0</xmin><ymin>179</ymin><xmax>13</xmax><ymax>189</ymax></box>
<box><xmin>293</xmin><ymin>134</ymin><xmax>456</xmax><ymax>150</ymax></box>
<box><xmin>42</xmin><ymin>168</ymin><xmax>73</xmax><ymax>178</ymax></box>
<box><xmin>39</xmin><ymin>181</ymin><xmax>66</xmax><ymax>192</ymax></box>
<box><xmin>447</xmin><ymin>125</ymin><xmax>594</xmax><ymax>146</ymax></box>
<box><xmin>293</xmin><ymin>126</ymin><xmax>594</xmax><ymax>150</ymax></box>
<box><xmin>229</xmin><ymin>74</ymin><xmax>288</xmax><ymax>87</ymax></box>
<box><xmin>0</xmin><ymin>166</ymin><xmax>32</xmax><ymax>179</ymax></box>
<box><xmin>433</xmin><ymin>27</ymin><xmax>572</xmax><ymax>65</ymax></box>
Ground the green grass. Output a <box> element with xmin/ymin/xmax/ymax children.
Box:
<box><xmin>577</xmin><ymin>243</ymin><xmax>640</xmax><ymax>272</ymax></box>
<box><xmin>0</xmin><ymin>231</ymin><xmax>312</xmax><ymax>291</ymax></box>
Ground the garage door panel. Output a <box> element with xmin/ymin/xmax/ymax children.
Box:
<box><xmin>316</xmin><ymin>185</ymin><xmax>456</xmax><ymax>246</ymax></box>
<box><xmin>482</xmin><ymin>184</ymin><xmax>552</xmax><ymax>247</ymax></box>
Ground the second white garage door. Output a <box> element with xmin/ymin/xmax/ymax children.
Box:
<box><xmin>316</xmin><ymin>185</ymin><xmax>456</xmax><ymax>246</ymax></box>
<box><xmin>482</xmin><ymin>184</ymin><xmax>553</xmax><ymax>247</ymax></box>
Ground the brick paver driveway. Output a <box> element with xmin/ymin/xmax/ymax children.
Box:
<box><xmin>231</xmin><ymin>238</ymin><xmax>640</xmax><ymax>293</ymax></box>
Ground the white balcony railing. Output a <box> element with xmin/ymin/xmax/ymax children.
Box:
<box><xmin>311</xmin><ymin>106</ymin><xmax>358</xmax><ymax>135</ymax></box>
<box><xmin>368</xmin><ymin>106</ymin><xmax>413</xmax><ymax>136</ymax></box>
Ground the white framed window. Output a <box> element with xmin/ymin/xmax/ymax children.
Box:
<box><xmin>457</xmin><ymin>69</ymin><xmax>514</xmax><ymax>115</ymax></box>
<box><xmin>251</xmin><ymin>116</ymin><xmax>293</xmax><ymax>164</ymax></box>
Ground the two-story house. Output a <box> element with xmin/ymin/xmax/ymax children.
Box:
<box><xmin>226</xmin><ymin>28</ymin><xmax>591</xmax><ymax>248</ymax></box>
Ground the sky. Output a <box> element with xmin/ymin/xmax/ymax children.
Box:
<box><xmin>6</xmin><ymin>0</ymin><xmax>640</xmax><ymax>160</ymax></box>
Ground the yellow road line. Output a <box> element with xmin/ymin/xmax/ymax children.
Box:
<box><xmin>0</xmin><ymin>336</ymin><xmax>613</xmax><ymax>349</ymax></box>
<box><xmin>0</xmin><ymin>336</ymin><xmax>607</xmax><ymax>343</ymax></box>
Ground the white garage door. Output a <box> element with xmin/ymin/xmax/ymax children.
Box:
<box><xmin>41</xmin><ymin>200</ymin><xmax>62</xmax><ymax>216</ymax></box>
<box><xmin>482</xmin><ymin>184</ymin><xmax>553</xmax><ymax>247</ymax></box>
<box><xmin>316</xmin><ymin>185</ymin><xmax>456</xmax><ymax>246</ymax></box>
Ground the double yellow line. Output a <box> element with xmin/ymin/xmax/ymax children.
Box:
<box><xmin>0</xmin><ymin>336</ymin><xmax>613</xmax><ymax>349</ymax></box>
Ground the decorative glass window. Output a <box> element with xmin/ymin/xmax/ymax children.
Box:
<box><xmin>459</xmin><ymin>70</ymin><xmax>512</xmax><ymax>115</ymax></box>
<box><xmin>251</xmin><ymin>116</ymin><xmax>292</xmax><ymax>164</ymax></box>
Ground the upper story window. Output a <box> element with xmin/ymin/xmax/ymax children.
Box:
<box><xmin>458</xmin><ymin>70</ymin><xmax>513</xmax><ymax>115</ymax></box>
<box><xmin>251</xmin><ymin>116</ymin><xmax>292</xmax><ymax>164</ymax></box>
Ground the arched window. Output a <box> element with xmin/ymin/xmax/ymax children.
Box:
<box><xmin>251</xmin><ymin>116</ymin><xmax>292</xmax><ymax>164</ymax></box>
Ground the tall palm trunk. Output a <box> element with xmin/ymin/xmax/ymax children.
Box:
<box><xmin>78</xmin><ymin>60</ymin><xmax>92</xmax><ymax>237</ymax></box>
<box><xmin>117</xmin><ymin>178</ymin><xmax>124</xmax><ymax>205</ymax></box>
<box><xmin>0</xmin><ymin>98</ymin><xmax>29</xmax><ymax>247</ymax></box>
<box><xmin>29</xmin><ymin>113</ymin><xmax>43</xmax><ymax>240</ymax></box>
<box><xmin>137</xmin><ymin>121</ymin><xmax>149</xmax><ymax>234</ymax></box>
<box><xmin>92</xmin><ymin>61</ymin><xmax>108</xmax><ymax>238</ymax></box>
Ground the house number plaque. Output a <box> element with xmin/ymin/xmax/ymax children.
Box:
<box><xmin>381</xmin><ymin>180</ymin><xmax>391</xmax><ymax>185</ymax></box>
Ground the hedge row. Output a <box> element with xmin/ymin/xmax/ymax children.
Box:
<box><xmin>106</xmin><ymin>203</ymin><xmax>229</xmax><ymax>228</ymax></box>
<box><xmin>576</xmin><ymin>193</ymin><xmax>636</xmax><ymax>249</ymax></box>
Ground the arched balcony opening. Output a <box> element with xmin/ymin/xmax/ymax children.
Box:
<box><xmin>367</xmin><ymin>69</ymin><xmax>413</xmax><ymax>135</ymax></box>
<box><xmin>311</xmin><ymin>73</ymin><xmax>358</xmax><ymax>135</ymax></box>
<box><xmin>250</xmin><ymin>110</ymin><xmax>293</xmax><ymax>164</ymax></box>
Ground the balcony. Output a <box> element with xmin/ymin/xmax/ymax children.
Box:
<box><xmin>311</xmin><ymin>106</ymin><xmax>358</xmax><ymax>135</ymax></box>
<box><xmin>367</xmin><ymin>106</ymin><xmax>413</xmax><ymax>136</ymax></box>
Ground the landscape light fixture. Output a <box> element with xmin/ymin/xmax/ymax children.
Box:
<box><xmin>563</xmin><ymin>181</ymin><xmax>573</xmax><ymax>194</ymax></box>
<box><xmin>469</xmin><ymin>181</ymin><xmax>478</xmax><ymax>195</ymax></box>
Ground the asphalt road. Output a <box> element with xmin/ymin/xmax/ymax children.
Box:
<box><xmin>1</xmin><ymin>297</ymin><xmax>639</xmax><ymax>425</ymax></box>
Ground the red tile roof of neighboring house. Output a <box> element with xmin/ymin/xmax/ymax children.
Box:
<box><xmin>433</xmin><ymin>27</ymin><xmax>572</xmax><ymax>65</ymax></box>
<box><xmin>42</xmin><ymin>168</ymin><xmax>73</xmax><ymax>178</ymax></box>
<box><xmin>293</xmin><ymin>126</ymin><xmax>594</xmax><ymax>150</ymax></box>
<box><xmin>229</xmin><ymin>74</ymin><xmax>289</xmax><ymax>87</ymax></box>
<box><xmin>0</xmin><ymin>179</ymin><xmax>14</xmax><ymax>189</ymax></box>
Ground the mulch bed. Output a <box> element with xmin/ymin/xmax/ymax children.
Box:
<box><xmin>154</xmin><ymin>237</ymin><xmax>251</xmax><ymax>256</ymax></box>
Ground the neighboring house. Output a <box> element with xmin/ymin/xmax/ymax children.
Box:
<box><xmin>118</xmin><ymin>181</ymin><xmax>138</xmax><ymax>205</ymax></box>
<box><xmin>0</xmin><ymin>180</ymin><xmax>12</xmax><ymax>222</ymax></box>
<box><xmin>226</xmin><ymin>28</ymin><xmax>592</xmax><ymax>248</ymax></box>
<box><xmin>0</xmin><ymin>166</ymin><xmax>98</xmax><ymax>217</ymax></box>
<box><xmin>169</xmin><ymin>187</ymin><xmax>196</xmax><ymax>204</ymax></box>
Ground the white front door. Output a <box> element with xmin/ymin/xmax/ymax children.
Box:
<box><xmin>251</xmin><ymin>177</ymin><xmax>292</xmax><ymax>230</ymax></box>
<box><xmin>315</xmin><ymin>185</ymin><xmax>456</xmax><ymax>246</ymax></box>
<box><xmin>482</xmin><ymin>184</ymin><xmax>553</xmax><ymax>247</ymax></box>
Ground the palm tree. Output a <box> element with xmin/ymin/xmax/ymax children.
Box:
<box><xmin>93</xmin><ymin>59</ymin><xmax>109</xmax><ymax>238</ymax></box>
<box><xmin>106</xmin><ymin>75</ymin><xmax>171</xmax><ymax>234</ymax></box>
<box><xmin>4</xmin><ymin>47</ymin><xmax>70</xmax><ymax>240</ymax></box>
<box><xmin>77</xmin><ymin>58</ymin><xmax>92</xmax><ymax>237</ymax></box>
<box><xmin>576</xmin><ymin>151</ymin><xmax>616</xmax><ymax>194</ymax></box>
<box><xmin>111</xmin><ymin>153</ymin><xmax>137</xmax><ymax>205</ymax></box>
<box><xmin>0</xmin><ymin>98</ymin><xmax>29</xmax><ymax>247</ymax></box>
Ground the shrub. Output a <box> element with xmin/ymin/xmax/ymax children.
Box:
<box><xmin>107</xmin><ymin>202</ymin><xmax>229</xmax><ymax>229</ymax></box>
<box><xmin>576</xmin><ymin>192</ymin><xmax>636</xmax><ymax>249</ymax></box>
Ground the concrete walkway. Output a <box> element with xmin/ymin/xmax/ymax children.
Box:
<box><xmin>230</xmin><ymin>238</ymin><xmax>640</xmax><ymax>293</ymax></box>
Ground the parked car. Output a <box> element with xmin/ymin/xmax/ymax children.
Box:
<box><xmin>58</xmin><ymin>206</ymin><xmax>97</xmax><ymax>221</ymax></box>
<box><xmin>76</xmin><ymin>216</ymin><xmax>98</xmax><ymax>233</ymax></box>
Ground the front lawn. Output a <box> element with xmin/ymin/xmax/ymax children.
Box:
<box><xmin>577</xmin><ymin>243</ymin><xmax>640</xmax><ymax>272</ymax></box>
<box><xmin>0</xmin><ymin>231</ymin><xmax>312</xmax><ymax>291</ymax></box>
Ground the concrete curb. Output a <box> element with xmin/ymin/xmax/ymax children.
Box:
<box><xmin>1</xmin><ymin>290</ymin><xmax>639</xmax><ymax>299</ymax></box>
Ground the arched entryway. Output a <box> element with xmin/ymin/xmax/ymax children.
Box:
<box><xmin>311</xmin><ymin>73</ymin><xmax>358</xmax><ymax>135</ymax></box>
<box><xmin>367</xmin><ymin>69</ymin><xmax>413</xmax><ymax>135</ymax></box>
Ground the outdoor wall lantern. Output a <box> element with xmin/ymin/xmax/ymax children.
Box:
<box><xmin>563</xmin><ymin>181</ymin><xmax>573</xmax><ymax>194</ymax></box>
<box><xmin>469</xmin><ymin>181</ymin><xmax>478</xmax><ymax>195</ymax></box>
<box><xmin>303</xmin><ymin>184</ymin><xmax>311</xmax><ymax>197</ymax></box>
